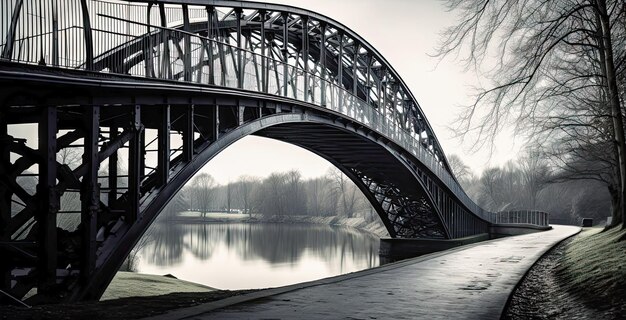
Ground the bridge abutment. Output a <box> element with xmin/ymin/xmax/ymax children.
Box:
<box><xmin>379</xmin><ymin>234</ymin><xmax>490</xmax><ymax>263</ymax></box>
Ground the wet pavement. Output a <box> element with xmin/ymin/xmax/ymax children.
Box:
<box><xmin>148</xmin><ymin>225</ymin><xmax>580</xmax><ymax>320</ymax></box>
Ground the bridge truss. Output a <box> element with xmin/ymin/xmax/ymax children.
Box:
<box><xmin>0</xmin><ymin>0</ymin><xmax>548</xmax><ymax>304</ymax></box>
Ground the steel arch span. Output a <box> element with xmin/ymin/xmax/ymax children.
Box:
<box><xmin>0</xmin><ymin>0</ymin><xmax>549</xmax><ymax>304</ymax></box>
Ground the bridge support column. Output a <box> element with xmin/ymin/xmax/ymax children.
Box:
<box><xmin>183</xmin><ymin>105</ymin><xmax>194</xmax><ymax>162</ymax></box>
<box><xmin>0</xmin><ymin>115</ymin><xmax>11</xmax><ymax>297</ymax></box>
<box><xmin>37</xmin><ymin>106</ymin><xmax>59</xmax><ymax>296</ymax></box>
<box><xmin>127</xmin><ymin>105</ymin><xmax>143</xmax><ymax>223</ymax></box>
<box><xmin>80</xmin><ymin>106</ymin><xmax>100</xmax><ymax>282</ymax></box>
<box><xmin>238</xmin><ymin>104</ymin><xmax>245</xmax><ymax>126</ymax></box>
<box><xmin>108</xmin><ymin>126</ymin><xmax>118</xmax><ymax>207</ymax></box>
<box><xmin>158</xmin><ymin>105</ymin><xmax>170</xmax><ymax>185</ymax></box>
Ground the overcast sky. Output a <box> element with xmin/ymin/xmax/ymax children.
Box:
<box><xmin>201</xmin><ymin>0</ymin><xmax>522</xmax><ymax>184</ymax></box>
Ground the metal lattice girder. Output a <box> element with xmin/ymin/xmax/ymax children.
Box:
<box><xmin>0</xmin><ymin>0</ymin><xmax>548</xmax><ymax>305</ymax></box>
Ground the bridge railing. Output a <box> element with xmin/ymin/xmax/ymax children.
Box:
<box><xmin>0</xmin><ymin>0</ymin><xmax>546</xmax><ymax>227</ymax></box>
<box><xmin>489</xmin><ymin>210</ymin><xmax>549</xmax><ymax>227</ymax></box>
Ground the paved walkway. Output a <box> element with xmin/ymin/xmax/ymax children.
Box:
<box><xmin>149</xmin><ymin>225</ymin><xmax>579</xmax><ymax>320</ymax></box>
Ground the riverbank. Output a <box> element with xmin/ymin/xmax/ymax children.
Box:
<box><xmin>101</xmin><ymin>272</ymin><xmax>215</xmax><ymax>300</ymax></box>
<box><xmin>167</xmin><ymin>212</ymin><xmax>390</xmax><ymax>237</ymax></box>
<box><xmin>504</xmin><ymin>226</ymin><xmax>626</xmax><ymax>319</ymax></box>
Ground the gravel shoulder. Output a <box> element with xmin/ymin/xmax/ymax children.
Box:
<box><xmin>503</xmin><ymin>227</ymin><xmax>626</xmax><ymax>319</ymax></box>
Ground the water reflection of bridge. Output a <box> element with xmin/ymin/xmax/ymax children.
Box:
<box><xmin>0</xmin><ymin>0</ymin><xmax>548</xmax><ymax>303</ymax></box>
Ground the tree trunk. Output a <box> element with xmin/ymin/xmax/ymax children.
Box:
<box><xmin>607</xmin><ymin>184</ymin><xmax>622</xmax><ymax>228</ymax></box>
<box><xmin>597</xmin><ymin>0</ymin><xmax>626</xmax><ymax>229</ymax></box>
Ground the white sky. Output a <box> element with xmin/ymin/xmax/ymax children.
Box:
<box><xmin>201</xmin><ymin>0</ymin><xmax>522</xmax><ymax>184</ymax></box>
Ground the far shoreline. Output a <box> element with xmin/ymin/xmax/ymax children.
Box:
<box><xmin>159</xmin><ymin>211</ymin><xmax>389</xmax><ymax>238</ymax></box>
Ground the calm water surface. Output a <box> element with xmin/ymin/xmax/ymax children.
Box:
<box><xmin>135</xmin><ymin>222</ymin><xmax>380</xmax><ymax>289</ymax></box>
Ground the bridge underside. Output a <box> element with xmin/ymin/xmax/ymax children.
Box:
<box><xmin>0</xmin><ymin>65</ymin><xmax>489</xmax><ymax>304</ymax></box>
<box><xmin>257</xmin><ymin>123</ymin><xmax>448</xmax><ymax>238</ymax></box>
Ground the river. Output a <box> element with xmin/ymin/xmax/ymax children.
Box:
<box><xmin>135</xmin><ymin>222</ymin><xmax>380</xmax><ymax>290</ymax></box>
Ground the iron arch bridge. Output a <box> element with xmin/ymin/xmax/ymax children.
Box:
<box><xmin>0</xmin><ymin>0</ymin><xmax>549</xmax><ymax>304</ymax></box>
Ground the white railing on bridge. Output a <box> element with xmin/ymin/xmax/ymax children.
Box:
<box><xmin>489</xmin><ymin>210</ymin><xmax>549</xmax><ymax>227</ymax></box>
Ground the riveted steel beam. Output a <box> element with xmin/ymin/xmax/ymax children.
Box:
<box><xmin>80</xmin><ymin>105</ymin><xmax>100</xmax><ymax>281</ymax></box>
<box><xmin>0</xmin><ymin>114</ymin><xmax>11</xmax><ymax>297</ymax></box>
<box><xmin>108</xmin><ymin>126</ymin><xmax>118</xmax><ymax>206</ymax></box>
<box><xmin>127</xmin><ymin>105</ymin><xmax>143</xmax><ymax>224</ymax></box>
<box><xmin>37</xmin><ymin>106</ymin><xmax>58</xmax><ymax>296</ymax></box>
<box><xmin>183</xmin><ymin>105</ymin><xmax>194</xmax><ymax>162</ymax></box>
<box><xmin>158</xmin><ymin>105</ymin><xmax>170</xmax><ymax>185</ymax></box>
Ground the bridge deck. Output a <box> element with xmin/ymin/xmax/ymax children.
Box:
<box><xmin>148</xmin><ymin>225</ymin><xmax>579</xmax><ymax>320</ymax></box>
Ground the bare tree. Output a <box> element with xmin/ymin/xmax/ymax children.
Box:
<box><xmin>285</xmin><ymin>170</ymin><xmax>306</xmax><ymax>215</ymax></box>
<box><xmin>437</xmin><ymin>0</ymin><xmax>625</xmax><ymax>226</ymax></box>
<box><xmin>225</xmin><ymin>180</ymin><xmax>233</xmax><ymax>213</ymax></box>
<box><xmin>191</xmin><ymin>173</ymin><xmax>217</xmax><ymax>216</ymax></box>
<box><xmin>257</xmin><ymin>172</ymin><xmax>287</xmax><ymax>215</ymax></box>
<box><xmin>548</xmin><ymin>140</ymin><xmax>619</xmax><ymax>221</ymax></box>
<box><xmin>328</xmin><ymin>168</ymin><xmax>357</xmax><ymax>218</ymax></box>
<box><xmin>448</xmin><ymin>154</ymin><xmax>472</xmax><ymax>181</ymax></box>
<box><xmin>518</xmin><ymin>148</ymin><xmax>550</xmax><ymax>208</ymax></box>
<box><xmin>306</xmin><ymin>176</ymin><xmax>338</xmax><ymax>216</ymax></box>
<box><xmin>237</xmin><ymin>175</ymin><xmax>259</xmax><ymax>216</ymax></box>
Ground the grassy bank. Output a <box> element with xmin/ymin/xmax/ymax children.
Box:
<box><xmin>101</xmin><ymin>272</ymin><xmax>215</xmax><ymax>300</ymax></box>
<box><xmin>1</xmin><ymin>272</ymin><xmax>253</xmax><ymax>319</ymax></box>
<box><xmin>556</xmin><ymin>226</ymin><xmax>626</xmax><ymax>311</ymax></box>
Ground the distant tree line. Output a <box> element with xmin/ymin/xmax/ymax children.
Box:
<box><xmin>160</xmin><ymin>168</ymin><xmax>379</xmax><ymax>222</ymax></box>
<box><xmin>449</xmin><ymin>151</ymin><xmax>611</xmax><ymax>225</ymax></box>
<box><xmin>17</xmin><ymin>137</ymin><xmax>611</xmax><ymax>228</ymax></box>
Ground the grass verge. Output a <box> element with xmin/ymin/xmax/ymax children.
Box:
<box><xmin>101</xmin><ymin>272</ymin><xmax>216</xmax><ymax>300</ymax></box>
<box><xmin>556</xmin><ymin>226</ymin><xmax>626</xmax><ymax>311</ymax></box>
